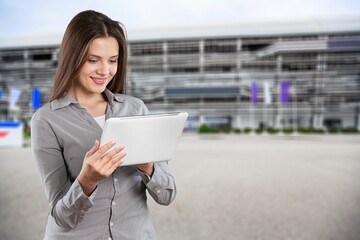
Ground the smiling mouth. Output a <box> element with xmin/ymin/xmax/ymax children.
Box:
<box><xmin>91</xmin><ymin>77</ymin><xmax>107</xmax><ymax>85</ymax></box>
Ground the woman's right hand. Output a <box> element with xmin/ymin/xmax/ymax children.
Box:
<box><xmin>78</xmin><ymin>140</ymin><xmax>125</xmax><ymax>196</ymax></box>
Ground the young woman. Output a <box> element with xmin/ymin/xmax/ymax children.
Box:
<box><xmin>31</xmin><ymin>10</ymin><xmax>176</xmax><ymax>240</ymax></box>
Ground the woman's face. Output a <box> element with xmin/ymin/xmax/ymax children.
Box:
<box><xmin>76</xmin><ymin>37</ymin><xmax>119</xmax><ymax>96</ymax></box>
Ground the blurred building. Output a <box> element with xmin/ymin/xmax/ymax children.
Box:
<box><xmin>0</xmin><ymin>18</ymin><xmax>360</xmax><ymax>130</ymax></box>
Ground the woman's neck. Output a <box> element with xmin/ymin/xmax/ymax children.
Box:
<box><xmin>68</xmin><ymin>88</ymin><xmax>107</xmax><ymax>117</ymax></box>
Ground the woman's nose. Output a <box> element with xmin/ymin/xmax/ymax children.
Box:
<box><xmin>97</xmin><ymin>62</ymin><xmax>110</xmax><ymax>75</ymax></box>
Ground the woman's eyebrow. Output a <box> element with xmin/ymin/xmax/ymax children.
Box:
<box><xmin>89</xmin><ymin>54</ymin><xmax>119</xmax><ymax>58</ymax></box>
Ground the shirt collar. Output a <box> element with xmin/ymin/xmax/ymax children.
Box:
<box><xmin>50</xmin><ymin>88</ymin><xmax>125</xmax><ymax>111</ymax></box>
<box><xmin>103</xmin><ymin>88</ymin><xmax>126</xmax><ymax>106</ymax></box>
<box><xmin>50</xmin><ymin>93</ymin><xmax>78</xmax><ymax>110</ymax></box>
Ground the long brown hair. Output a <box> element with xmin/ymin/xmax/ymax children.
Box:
<box><xmin>50</xmin><ymin>10</ymin><xmax>127</xmax><ymax>101</ymax></box>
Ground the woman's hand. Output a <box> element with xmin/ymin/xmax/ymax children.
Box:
<box><xmin>78</xmin><ymin>140</ymin><xmax>125</xmax><ymax>195</ymax></box>
<box><xmin>137</xmin><ymin>163</ymin><xmax>154</xmax><ymax>177</ymax></box>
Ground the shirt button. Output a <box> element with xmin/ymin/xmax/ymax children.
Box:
<box><xmin>110</xmin><ymin>221</ymin><xmax>114</xmax><ymax>227</ymax></box>
<box><xmin>114</xmin><ymin>178</ymin><xmax>118</xmax><ymax>182</ymax></box>
<box><xmin>108</xmin><ymin>238</ymin><xmax>112</xmax><ymax>240</ymax></box>
<box><xmin>155</xmin><ymin>188</ymin><xmax>161</xmax><ymax>194</ymax></box>
<box><xmin>112</xmin><ymin>201</ymin><xmax>116</xmax><ymax>206</ymax></box>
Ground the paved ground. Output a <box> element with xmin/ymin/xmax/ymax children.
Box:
<box><xmin>1</xmin><ymin>134</ymin><xmax>360</xmax><ymax>240</ymax></box>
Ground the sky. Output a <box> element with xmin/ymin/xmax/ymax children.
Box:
<box><xmin>0</xmin><ymin>0</ymin><xmax>360</xmax><ymax>37</ymax></box>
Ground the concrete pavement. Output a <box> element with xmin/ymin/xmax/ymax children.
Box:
<box><xmin>1</xmin><ymin>134</ymin><xmax>360</xmax><ymax>240</ymax></box>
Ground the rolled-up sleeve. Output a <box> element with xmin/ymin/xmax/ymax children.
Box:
<box><xmin>138</xmin><ymin>161</ymin><xmax>177</xmax><ymax>205</ymax></box>
<box><xmin>31</xmin><ymin>113</ymin><xmax>95</xmax><ymax>229</ymax></box>
<box><xmin>136</xmin><ymin>99</ymin><xmax>177</xmax><ymax>205</ymax></box>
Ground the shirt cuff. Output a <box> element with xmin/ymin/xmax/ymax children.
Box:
<box><xmin>65</xmin><ymin>178</ymin><xmax>96</xmax><ymax>212</ymax></box>
<box><xmin>137</xmin><ymin>168</ymin><xmax>151</xmax><ymax>184</ymax></box>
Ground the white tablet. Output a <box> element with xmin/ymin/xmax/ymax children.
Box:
<box><xmin>100</xmin><ymin>112</ymin><xmax>188</xmax><ymax>166</ymax></box>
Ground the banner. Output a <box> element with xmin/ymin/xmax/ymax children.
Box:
<box><xmin>280</xmin><ymin>80</ymin><xmax>290</xmax><ymax>104</ymax></box>
<box><xmin>32</xmin><ymin>88</ymin><xmax>41</xmax><ymax>110</ymax></box>
<box><xmin>251</xmin><ymin>81</ymin><xmax>257</xmax><ymax>105</ymax></box>
<box><xmin>0</xmin><ymin>122</ymin><xmax>23</xmax><ymax>147</ymax></box>
<box><xmin>263</xmin><ymin>82</ymin><xmax>272</xmax><ymax>104</ymax></box>
<box><xmin>0</xmin><ymin>88</ymin><xmax>2</xmax><ymax>100</ymax></box>
<box><xmin>9</xmin><ymin>88</ymin><xmax>22</xmax><ymax>109</ymax></box>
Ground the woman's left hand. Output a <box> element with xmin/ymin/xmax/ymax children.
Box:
<box><xmin>137</xmin><ymin>163</ymin><xmax>154</xmax><ymax>177</ymax></box>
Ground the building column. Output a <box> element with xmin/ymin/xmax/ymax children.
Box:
<box><xmin>356</xmin><ymin>105</ymin><xmax>360</xmax><ymax>130</ymax></box>
<box><xmin>199</xmin><ymin>115</ymin><xmax>206</xmax><ymax>126</ymax></box>
<box><xmin>275</xmin><ymin>114</ymin><xmax>282</xmax><ymax>129</ymax></box>
<box><xmin>199</xmin><ymin>40</ymin><xmax>204</xmax><ymax>74</ymax></box>
<box><xmin>312</xmin><ymin>114</ymin><xmax>324</xmax><ymax>129</ymax></box>
<box><xmin>236</xmin><ymin>39</ymin><xmax>242</xmax><ymax>72</ymax></box>
<box><xmin>274</xmin><ymin>54</ymin><xmax>283</xmax><ymax>129</ymax></box>
<box><xmin>163</xmin><ymin>41</ymin><xmax>168</xmax><ymax>73</ymax></box>
<box><xmin>232</xmin><ymin>115</ymin><xmax>242</xmax><ymax>129</ymax></box>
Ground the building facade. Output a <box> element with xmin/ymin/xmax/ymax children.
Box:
<box><xmin>1</xmin><ymin>18</ymin><xmax>360</xmax><ymax>131</ymax></box>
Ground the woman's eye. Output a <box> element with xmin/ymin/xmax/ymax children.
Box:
<box><xmin>110</xmin><ymin>59</ymin><xmax>118</xmax><ymax>63</ymax></box>
<box><xmin>88</xmin><ymin>59</ymin><xmax>98</xmax><ymax>63</ymax></box>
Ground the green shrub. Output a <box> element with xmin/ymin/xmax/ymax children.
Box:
<box><xmin>233</xmin><ymin>128</ymin><xmax>242</xmax><ymax>134</ymax></box>
<box><xmin>297</xmin><ymin>127</ymin><xmax>308</xmax><ymax>134</ymax></box>
<box><xmin>341</xmin><ymin>127</ymin><xmax>359</xmax><ymax>134</ymax></box>
<box><xmin>314</xmin><ymin>128</ymin><xmax>326</xmax><ymax>134</ymax></box>
<box><xmin>255</xmin><ymin>128</ymin><xmax>264</xmax><ymax>134</ymax></box>
<box><xmin>266</xmin><ymin>128</ymin><xmax>279</xmax><ymax>134</ymax></box>
<box><xmin>221</xmin><ymin>127</ymin><xmax>231</xmax><ymax>134</ymax></box>
<box><xmin>298</xmin><ymin>127</ymin><xmax>325</xmax><ymax>134</ymax></box>
<box><xmin>243</xmin><ymin>128</ymin><xmax>253</xmax><ymax>134</ymax></box>
<box><xmin>23</xmin><ymin>132</ymin><xmax>31</xmax><ymax>139</ymax></box>
<box><xmin>328</xmin><ymin>127</ymin><xmax>340</xmax><ymax>134</ymax></box>
<box><xmin>198</xmin><ymin>124</ymin><xmax>220</xmax><ymax>133</ymax></box>
<box><xmin>282</xmin><ymin>128</ymin><xmax>294</xmax><ymax>134</ymax></box>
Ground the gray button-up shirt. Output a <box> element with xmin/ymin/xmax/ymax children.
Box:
<box><xmin>31</xmin><ymin>89</ymin><xmax>176</xmax><ymax>240</ymax></box>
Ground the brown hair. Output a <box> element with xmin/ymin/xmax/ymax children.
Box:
<box><xmin>50</xmin><ymin>10</ymin><xmax>127</xmax><ymax>101</ymax></box>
